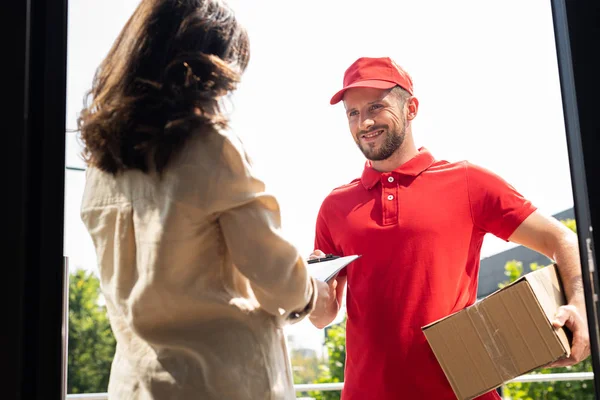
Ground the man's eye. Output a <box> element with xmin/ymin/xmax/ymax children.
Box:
<box><xmin>348</xmin><ymin>111</ymin><xmax>358</xmax><ymax>117</ymax></box>
<box><xmin>370</xmin><ymin>104</ymin><xmax>382</xmax><ymax>111</ymax></box>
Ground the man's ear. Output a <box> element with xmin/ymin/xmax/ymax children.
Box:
<box><xmin>406</xmin><ymin>97</ymin><xmax>419</xmax><ymax>121</ymax></box>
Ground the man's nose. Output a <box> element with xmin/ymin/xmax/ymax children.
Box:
<box><xmin>360</xmin><ymin>117</ymin><xmax>374</xmax><ymax>131</ymax></box>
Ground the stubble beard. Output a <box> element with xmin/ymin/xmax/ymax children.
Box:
<box><xmin>358</xmin><ymin>124</ymin><xmax>406</xmax><ymax>161</ymax></box>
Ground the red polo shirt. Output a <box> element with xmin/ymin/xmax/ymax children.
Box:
<box><xmin>314</xmin><ymin>148</ymin><xmax>536</xmax><ymax>400</ymax></box>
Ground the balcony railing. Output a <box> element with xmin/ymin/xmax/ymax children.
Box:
<box><xmin>65</xmin><ymin>372</ymin><xmax>594</xmax><ymax>400</ymax></box>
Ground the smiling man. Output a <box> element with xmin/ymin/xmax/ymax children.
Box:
<box><xmin>308</xmin><ymin>57</ymin><xmax>590</xmax><ymax>400</ymax></box>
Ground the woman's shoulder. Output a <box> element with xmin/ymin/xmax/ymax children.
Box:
<box><xmin>177</xmin><ymin>127</ymin><xmax>251</xmax><ymax>171</ymax></box>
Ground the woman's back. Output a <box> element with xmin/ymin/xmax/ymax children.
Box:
<box><xmin>82</xmin><ymin>128</ymin><xmax>315</xmax><ymax>399</ymax></box>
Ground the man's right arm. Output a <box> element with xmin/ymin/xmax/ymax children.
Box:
<box><xmin>308</xmin><ymin>250</ymin><xmax>347</xmax><ymax>329</ymax></box>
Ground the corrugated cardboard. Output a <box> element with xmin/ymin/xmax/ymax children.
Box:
<box><xmin>422</xmin><ymin>264</ymin><xmax>571</xmax><ymax>400</ymax></box>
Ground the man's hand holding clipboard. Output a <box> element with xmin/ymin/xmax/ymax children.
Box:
<box><xmin>307</xmin><ymin>250</ymin><xmax>360</xmax><ymax>329</ymax></box>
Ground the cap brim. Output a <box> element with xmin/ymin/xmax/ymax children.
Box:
<box><xmin>329</xmin><ymin>80</ymin><xmax>397</xmax><ymax>105</ymax></box>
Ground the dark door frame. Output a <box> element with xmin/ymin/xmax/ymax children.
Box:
<box><xmin>7</xmin><ymin>0</ymin><xmax>69</xmax><ymax>398</ymax></box>
<box><xmin>551</xmin><ymin>0</ymin><xmax>600</xmax><ymax>396</ymax></box>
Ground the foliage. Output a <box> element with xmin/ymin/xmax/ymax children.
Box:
<box><xmin>298</xmin><ymin>318</ymin><xmax>347</xmax><ymax>400</ymax></box>
<box><xmin>67</xmin><ymin>270</ymin><xmax>116</xmax><ymax>394</ymax></box>
<box><xmin>291</xmin><ymin>349</ymin><xmax>321</xmax><ymax>384</ymax></box>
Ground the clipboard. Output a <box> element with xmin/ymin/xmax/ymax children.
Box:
<box><xmin>306</xmin><ymin>255</ymin><xmax>361</xmax><ymax>282</ymax></box>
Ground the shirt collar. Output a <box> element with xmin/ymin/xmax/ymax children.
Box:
<box><xmin>361</xmin><ymin>147</ymin><xmax>435</xmax><ymax>190</ymax></box>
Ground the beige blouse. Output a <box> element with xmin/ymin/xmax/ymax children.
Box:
<box><xmin>80</xmin><ymin>128</ymin><xmax>317</xmax><ymax>400</ymax></box>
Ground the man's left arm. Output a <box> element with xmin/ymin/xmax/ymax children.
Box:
<box><xmin>508</xmin><ymin>210</ymin><xmax>591</xmax><ymax>367</ymax></box>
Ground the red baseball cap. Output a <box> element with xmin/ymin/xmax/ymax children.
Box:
<box><xmin>330</xmin><ymin>57</ymin><xmax>414</xmax><ymax>105</ymax></box>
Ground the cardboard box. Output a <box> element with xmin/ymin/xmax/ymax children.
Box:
<box><xmin>422</xmin><ymin>264</ymin><xmax>571</xmax><ymax>400</ymax></box>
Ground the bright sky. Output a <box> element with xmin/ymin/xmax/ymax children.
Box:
<box><xmin>64</xmin><ymin>0</ymin><xmax>574</xmax><ymax>354</ymax></box>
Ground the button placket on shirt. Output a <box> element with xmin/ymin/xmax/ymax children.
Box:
<box><xmin>381</xmin><ymin>173</ymin><xmax>399</xmax><ymax>225</ymax></box>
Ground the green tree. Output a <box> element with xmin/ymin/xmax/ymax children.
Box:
<box><xmin>501</xmin><ymin>219</ymin><xmax>594</xmax><ymax>399</ymax></box>
<box><xmin>68</xmin><ymin>270</ymin><xmax>116</xmax><ymax>394</ymax></box>
<box><xmin>291</xmin><ymin>349</ymin><xmax>321</xmax><ymax>385</ymax></box>
<box><xmin>298</xmin><ymin>318</ymin><xmax>346</xmax><ymax>400</ymax></box>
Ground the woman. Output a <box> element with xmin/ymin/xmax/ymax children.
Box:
<box><xmin>78</xmin><ymin>1</ymin><xmax>321</xmax><ymax>398</ymax></box>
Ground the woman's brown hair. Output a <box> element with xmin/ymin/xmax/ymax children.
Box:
<box><xmin>78</xmin><ymin>0</ymin><xmax>250</xmax><ymax>174</ymax></box>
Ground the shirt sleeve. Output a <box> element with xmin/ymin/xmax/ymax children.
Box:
<box><xmin>314</xmin><ymin>197</ymin><xmax>347</xmax><ymax>277</ymax></box>
<box><xmin>465</xmin><ymin>162</ymin><xmax>537</xmax><ymax>241</ymax></box>
<box><xmin>212</xmin><ymin>134</ymin><xmax>317</xmax><ymax>325</ymax></box>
